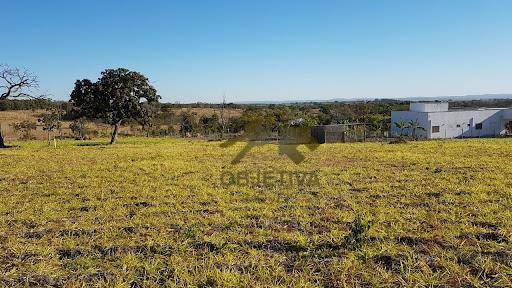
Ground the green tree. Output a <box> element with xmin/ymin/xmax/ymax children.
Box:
<box><xmin>179</xmin><ymin>111</ymin><xmax>199</xmax><ymax>137</ymax></box>
<box><xmin>227</xmin><ymin>117</ymin><xmax>244</xmax><ymax>134</ymax></box>
<box><xmin>69</xmin><ymin>68</ymin><xmax>160</xmax><ymax>144</ymax></box>
<box><xmin>38</xmin><ymin>110</ymin><xmax>62</xmax><ymax>145</ymax></box>
<box><xmin>70</xmin><ymin>118</ymin><xmax>88</xmax><ymax>140</ymax></box>
<box><xmin>394</xmin><ymin>120</ymin><xmax>408</xmax><ymax>139</ymax></box>
<box><xmin>290</xmin><ymin>115</ymin><xmax>317</xmax><ymax>128</ymax></box>
<box><xmin>408</xmin><ymin>120</ymin><xmax>425</xmax><ymax>140</ymax></box>
<box><xmin>239</xmin><ymin>109</ymin><xmax>276</xmax><ymax>140</ymax></box>
<box><xmin>368</xmin><ymin>114</ymin><xmax>386</xmax><ymax>137</ymax></box>
<box><xmin>271</xmin><ymin>106</ymin><xmax>294</xmax><ymax>132</ymax></box>
<box><xmin>199</xmin><ymin>114</ymin><xmax>221</xmax><ymax>135</ymax></box>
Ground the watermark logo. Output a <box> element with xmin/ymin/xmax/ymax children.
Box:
<box><xmin>221</xmin><ymin>169</ymin><xmax>320</xmax><ymax>187</ymax></box>
<box><xmin>220</xmin><ymin>118</ymin><xmax>320</xmax><ymax>164</ymax></box>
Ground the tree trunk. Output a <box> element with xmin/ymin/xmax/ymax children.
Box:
<box><xmin>80</xmin><ymin>122</ymin><xmax>85</xmax><ymax>140</ymax></box>
<box><xmin>47</xmin><ymin>131</ymin><xmax>51</xmax><ymax>146</ymax></box>
<box><xmin>110</xmin><ymin>122</ymin><xmax>121</xmax><ymax>145</ymax></box>
<box><xmin>0</xmin><ymin>124</ymin><xmax>5</xmax><ymax>148</ymax></box>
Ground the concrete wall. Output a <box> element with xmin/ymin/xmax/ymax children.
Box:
<box><xmin>390</xmin><ymin>111</ymin><xmax>429</xmax><ymax>138</ymax></box>
<box><xmin>427</xmin><ymin>109</ymin><xmax>505</xmax><ymax>139</ymax></box>
<box><xmin>410</xmin><ymin>102</ymin><xmax>449</xmax><ymax>112</ymax></box>
<box><xmin>311</xmin><ymin>125</ymin><xmax>367</xmax><ymax>143</ymax></box>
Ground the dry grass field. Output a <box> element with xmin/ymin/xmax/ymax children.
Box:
<box><xmin>0</xmin><ymin>138</ymin><xmax>511</xmax><ymax>287</ymax></box>
<box><xmin>0</xmin><ymin>110</ymin><xmax>110</xmax><ymax>141</ymax></box>
<box><xmin>0</xmin><ymin>110</ymin><xmax>53</xmax><ymax>141</ymax></box>
<box><xmin>0</xmin><ymin>108</ymin><xmax>243</xmax><ymax>141</ymax></box>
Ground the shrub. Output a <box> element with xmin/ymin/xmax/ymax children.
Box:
<box><xmin>10</xmin><ymin>121</ymin><xmax>37</xmax><ymax>140</ymax></box>
<box><xmin>343</xmin><ymin>214</ymin><xmax>372</xmax><ymax>250</ymax></box>
<box><xmin>70</xmin><ymin>118</ymin><xmax>89</xmax><ymax>140</ymax></box>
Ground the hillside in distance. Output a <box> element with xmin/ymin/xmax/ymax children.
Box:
<box><xmin>235</xmin><ymin>93</ymin><xmax>512</xmax><ymax>105</ymax></box>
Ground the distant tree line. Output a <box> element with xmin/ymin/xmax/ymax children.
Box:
<box><xmin>5</xmin><ymin>64</ymin><xmax>512</xmax><ymax>145</ymax></box>
<box><xmin>169</xmin><ymin>102</ymin><xmax>408</xmax><ymax>139</ymax></box>
<box><xmin>4</xmin><ymin>98</ymin><xmax>512</xmax><ymax>113</ymax></box>
<box><xmin>0</xmin><ymin>99</ymin><xmax>63</xmax><ymax>111</ymax></box>
<box><xmin>10</xmin><ymin>96</ymin><xmax>512</xmax><ymax>142</ymax></box>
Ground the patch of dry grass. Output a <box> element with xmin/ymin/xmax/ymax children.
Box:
<box><xmin>0</xmin><ymin>138</ymin><xmax>511</xmax><ymax>286</ymax></box>
<box><xmin>0</xmin><ymin>108</ymin><xmax>243</xmax><ymax>141</ymax></box>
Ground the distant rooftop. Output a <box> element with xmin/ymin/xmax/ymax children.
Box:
<box><xmin>409</xmin><ymin>101</ymin><xmax>512</xmax><ymax>113</ymax></box>
<box><xmin>410</xmin><ymin>102</ymin><xmax>449</xmax><ymax>112</ymax></box>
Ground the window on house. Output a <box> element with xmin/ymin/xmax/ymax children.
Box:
<box><xmin>432</xmin><ymin>126</ymin><xmax>440</xmax><ymax>133</ymax></box>
<box><xmin>475</xmin><ymin>123</ymin><xmax>483</xmax><ymax>130</ymax></box>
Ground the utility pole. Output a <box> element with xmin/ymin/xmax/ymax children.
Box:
<box><xmin>220</xmin><ymin>91</ymin><xmax>226</xmax><ymax>140</ymax></box>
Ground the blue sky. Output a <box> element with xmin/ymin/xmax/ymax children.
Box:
<box><xmin>3</xmin><ymin>0</ymin><xmax>512</xmax><ymax>103</ymax></box>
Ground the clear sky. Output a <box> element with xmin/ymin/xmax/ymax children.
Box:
<box><xmin>3</xmin><ymin>0</ymin><xmax>512</xmax><ymax>103</ymax></box>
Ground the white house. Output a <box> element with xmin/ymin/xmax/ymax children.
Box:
<box><xmin>391</xmin><ymin>102</ymin><xmax>512</xmax><ymax>139</ymax></box>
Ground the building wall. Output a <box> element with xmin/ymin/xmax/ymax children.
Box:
<box><xmin>311</xmin><ymin>126</ymin><xmax>326</xmax><ymax>143</ymax></box>
<box><xmin>410</xmin><ymin>102</ymin><xmax>449</xmax><ymax>112</ymax></box>
<box><xmin>311</xmin><ymin>125</ymin><xmax>367</xmax><ymax>143</ymax></box>
<box><xmin>390</xmin><ymin>111</ymin><xmax>429</xmax><ymax>138</ymax></box>
<box><xmin>391</xmin><ymin>108</ymin><xmax>512</xmax><ymax>139</ymax></box>
<box><xmin>427</xmin><ymin>109</ymin><xmax>505</xmax><ymax>139</ymax></box>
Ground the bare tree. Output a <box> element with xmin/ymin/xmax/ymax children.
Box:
<box><xmin>0</xmin><ymin>65</ymin><xmax>39</xmax><ymax>99</ymax></box>
<box><xmin>0</xmin><ymin>64</ymin><xmax>41</xmax><ymax>147</ymax></box>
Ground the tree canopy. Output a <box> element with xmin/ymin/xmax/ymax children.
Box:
<box><xmin>70</xmin><ymin>68</ymin><xmax>160</xmax><ymax>144</ymax></box>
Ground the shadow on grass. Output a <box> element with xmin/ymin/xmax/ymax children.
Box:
<box><xmin>75</xmin><ymin>142</ymin><xmax>108</xmax><ymax>147</ymax></box>
<box><xmin>0</xmin><ymin>145</ymin><xmax>20</xmax><ymax>149</ymax></box>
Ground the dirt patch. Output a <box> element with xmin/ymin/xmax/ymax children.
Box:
<box><xmin>374</xmin><ymin>254</ymin><xmax>404</xmax><ymax>272</ymax></box>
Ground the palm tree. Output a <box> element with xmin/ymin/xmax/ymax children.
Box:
<box><xmin>394</xmin><ymin>120</ymin><xmax>408</xmax><ymax>139</ymax></box>
<box><xmin>408</xmin><ymin>120</ymin><xmax>425</xmax><ymax>140</ymax></box>
<box><xmin>506</xmin><ymin>121</ymin><xmax>512</xmax><ymax>136</ymax></box>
